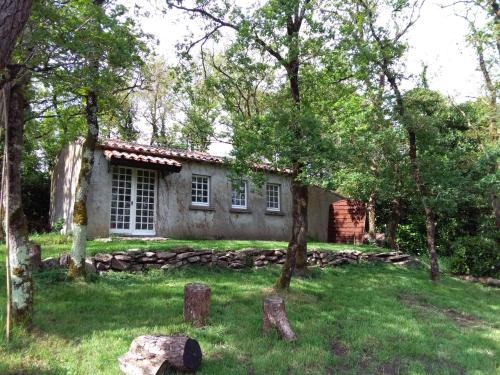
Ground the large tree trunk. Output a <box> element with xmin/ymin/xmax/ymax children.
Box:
<box><xmin>424</xmin><ymin>207</ymin><xmax>439</xmax><ymax>281</ymax></box>
<box><xmin>407</xmin><ymin>128</ymin><xmax>440</xmax><ymax>281</ymax></box>
<box><xmin>0</xmin><ymin>0</ymin><xmax>33</xmax><ymax>71</ymax></box>
<box><xmin>0</xmin><ymin>126</ymin><xmax>5</xmax><ymax>242</ymax></box>
<box><xmin>68</xmin><ymin>0</ymin><xmax>103</xmax><ymax>279</ymax></box>
<box><xmin>287</xmin><ymin>46</ymin><xmax>309</xmax><ymax>280</ymax></box>
<box><xmin>277</xmin><ymin>180</ymin><xmax>308</xmax><ymax>289</ymax></box>
<box><xmin>382</xmin><ymin>67</ymin><xmax>440</xmax><ymax>281</ymax></box>
<box><xmin>386</xmin><ymin>198</ymin><xmax>401</xmax><ymax>250</ymax></box>
<box><xmin>68</xmin><ymin>91</ymin><xmax>99</xmax><ymax>279</ymax></box>
<box><xmin>2</xmin><ymin>68</ymin><xmax>33</xmax><ymax>327</ymax></box>
<box><xmin>367</xmin><ymin>192</ymin><xmax>377</xmax><ymax>241</ymax></box>
<box><xmin>292</xmin><ymin>182</ymin><xmax>308</xmax><ymax>277</ymax></box>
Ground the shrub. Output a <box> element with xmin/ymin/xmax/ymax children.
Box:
<box><xmin>450</xmin><ymin>236</ymin><xmax>499</xmax><ymax>278</ymax></box>
<box><xmin>52</xmin><ymin>218</ymin><xmax>65</xmax><ymax>232</ymax></box>
<box><xmin>396</xmin><ymin>224</ymin><xmax>427</xmax><ymax>255</ymax></box>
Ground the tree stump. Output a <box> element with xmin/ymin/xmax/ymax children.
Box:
<box><xmin>262</xmin><ymin>296</ymin><xmax>296</xmax><ymax>342</ymax></box>
<box><xmin>184</xmin><ymin>283</ymin><xmax>211</xmax><ymax>326</ymax></box>
<box><xmin>118</xmin><ymin>335</ymin><xmax>202</xmax><ymax>374</ymax></box>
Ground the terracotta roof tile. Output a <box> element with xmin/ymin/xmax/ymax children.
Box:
<box><xmin>100</xmin><ymin>139</ymin><xmax>293</xmax><ymax>175</ymax></box>
<box><xmin>103</xmin><ymin>149</ymin><xmax>182</xmax><ymax>168</ymax></box>
<box><xmin>102</xmin><ymin>140</ymin><xmax>225</xmax><ymax>164</ymax></box>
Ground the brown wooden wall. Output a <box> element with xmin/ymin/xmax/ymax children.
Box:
<box><xmin>328</xmin><ymin>199</ymin><xmax>366</xmax><ymax>244</ymax></box>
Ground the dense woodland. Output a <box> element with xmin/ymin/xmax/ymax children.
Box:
<box><xmin>0</xmin><ymin>0</ymin><xmax>498</xmax><ymax>328</ymax></box>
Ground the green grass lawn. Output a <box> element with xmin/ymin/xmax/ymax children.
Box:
<box><xmin>0</xmin><ymin>236</ymin><xmax>499</xmax><ymax>374</ymax></box>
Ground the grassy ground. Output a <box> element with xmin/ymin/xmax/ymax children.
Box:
<box><xmin>0</xmin><ymin>236</ymin><xmax>499</xmax><ymax>374</ymax></box>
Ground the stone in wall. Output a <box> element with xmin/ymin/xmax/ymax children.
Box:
<box><xmin>40</xmin><ymin>246</ymin><xmax>413</xmax><ymax>274</ymax></box>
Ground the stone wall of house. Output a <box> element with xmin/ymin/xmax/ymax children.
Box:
<box><xmin>157</xmin><ymin>160</ymin><xmax>295</xmax><ymax>240</ymax></box>
<box><xmin>50</xmin><ymin>144</ymin><xmax>113</xmax><ymax>237</ymax></box>
<box><xmin>50</xmin><ymin>141</ymin><xmax>82</xmax><ymax>233</ymax></box>
<box><xmin>51</xmin><ymin>144</ymin><xmax>342</xmax><ymax>241</ymax></box>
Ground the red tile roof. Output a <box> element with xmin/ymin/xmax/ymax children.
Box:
<box><xmin>102</xmin><ymin>139</ymin><xmax>225</xmax><ymax>164</ymax></box>
<box><xmin>100</xmin><ymin>139</ymin><xmax>293</xmax><ymax>175</ymax></box>
<box><xmin>103</xmin><ymin>149</ymin><xmax>182</xmax><ymax>168</ymax></box>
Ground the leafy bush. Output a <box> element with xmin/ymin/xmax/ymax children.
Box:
<box><xmin>450</xmin><ymin>236</ymin><xmax>499</xmax><ymax>278</ymax></box>
<box><xmin>52</xmin><ymin>218</ymin><xmax>65</xmax><ymax>232</ymax></box>
<box><xmin>22</xmin><ymin>171</ymin><xmax>51</xmax><ymax>233</ymax></box>
<box><xmin>396</xmin><ymin>224</ymin><xmax>427</xmax><ymax>255</ymax></box>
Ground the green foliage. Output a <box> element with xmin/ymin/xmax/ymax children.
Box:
<box><xmin>20</xmin><ymin>170</ymin><xmax>51</xmax><ymax>233</ymax></box>
<box><xmin>17</xmin><ymin>0</ymin><xmax>149</xmax><ymax>169</ymax></box>
<box><xmin>450</xmin><ymin>236</ymin><xmax>500</xmax><ymax>278</ymax></box>
<box><xmin>51</xmin><ymin>219</ymin><xmax>65</xmax><ymax>233</ymax></box>
<box><xmin>396</xmin><ymin>223</ymin><xmax>427</xmax><ymax>255</ymax></box>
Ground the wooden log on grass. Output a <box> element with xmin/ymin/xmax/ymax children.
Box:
<box><xmin>184</xmin><ymin>283</ymin><xmax>211</xmax><ymax>326</ymax></box>
<box><xmin>262</xmin><ymin>296</ymin><xmax>296</xmax><ymax>342</ymax></box>
<box><xmin>118</xmin><ymin>335</ymin><xmax>202</xmax><ymax>374</ymax></box>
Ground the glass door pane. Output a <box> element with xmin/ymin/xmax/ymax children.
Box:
<box><xmin>110</xmin><ymin>167</ymin><xmax>132</xmax><ymax>231</ymax></box>
<box><xmin>134</xmin><ymin>169</ymin><xmax>156</xmax><ymax>232</ymax></box>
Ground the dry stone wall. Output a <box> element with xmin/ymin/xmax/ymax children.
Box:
<box><xmin>40</xmin><ymin>247</ymin><xmax>413</xmax><ymax>273</ymax></box>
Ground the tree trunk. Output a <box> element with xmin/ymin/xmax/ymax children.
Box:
<box><xmin>68</xmin><ymin>91</ymin><xmax>99</xmax><ymax>279</ymax></box>
<box><xmin>68</xmin><ymin>0</ymin><xmax>104</xmax><ymax>279</ymax></box>
<box><xmin>292</xmin><ymin>182</ymin><xmax>308</xmax><ymax>277</ymax></box>
<box><xmin>285</xmin><ymin>51</ymin><xmax>309</xmax><ymax>281</ymax></box>
<box><xmin>184</xmin><ymin>283</ymin><xmax>211</xmax><ymax>326</ymax></box>
<box><xmin>424</xmin><ymin>207</ymin><xmax>440</xmax><ymax>281</ymax></box>
<box><xmin>380</xmin><ymin>64</ymin><xmax>440</xmax><ymax>282</ymax></box>
<box><xmin>0</xmin><ymin>121</ymin><xmax>5</xmax><ymax>243</ymax></box>
<box><xmin>2</xmin><ymin>69</ymin><xmax>33</xmax><ymax>327</ymax></box>
<box><xmin>0</xmin><ymin>0</ymin><xmax>33</xmax><ymax>71</ymax></box>
<box><xmin>386</xmin><ymin>198</ymin><xmax>401</xmax><ymax>250</ymax></box>
<box><xmin>118</xmin><ymin>335</ymin><xmax>202</xmax><ymax>374</ymax></box>
<box><xmin>262</xmin><ymin>296</ymin><xmax>296</xmax><ymax>342</ymax></box>
<box><xmin>277</xmin><ymin>180</ymin><xmax>308</xmax><ymax>289</ymax></box>
<box><xmin>407</xmin><ymin>128</ymin><xmax>440</xmax><ymax>281</ymax></box>
<box><xmin>367</xmin><ymin>192</ymin><xmax>377</xmax><ymax>241</ymax></box>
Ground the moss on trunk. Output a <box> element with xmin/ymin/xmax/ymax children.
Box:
<box><xmin>72</xmin><ymin>201</ymin><xmax>87</xmax><ymax>226</ymax></box>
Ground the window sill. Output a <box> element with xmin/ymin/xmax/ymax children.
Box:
<box><xmin>189</xmin><ymin>204</ymin><xmax>215</xmax><ymax>211</ymax></box>
<box><xmin>229</xmin><ymin>208</ymin><xmax>252</xmax><ymax>214</ymax></box>
<box><xmin>265</xmin><ymin>210</ymin><xmax>285</xmax><ymax>216</ymax></box>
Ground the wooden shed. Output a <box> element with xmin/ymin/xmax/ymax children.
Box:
<box><xmin>328</xmin><ymin>199</ymin><xmax>366</xmax><ymax>244</ymax></box>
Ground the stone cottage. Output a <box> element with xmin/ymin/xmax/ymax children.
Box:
<box><xmin>50</xmin><ymin>139</ymin><xmax>352</xmax><ymax>241</ymax></box>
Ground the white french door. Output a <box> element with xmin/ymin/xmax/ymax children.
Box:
<box><xmin>110</xmin><ymin>166</ymin><xmax>156</xmax><ymax>235</ymax></box>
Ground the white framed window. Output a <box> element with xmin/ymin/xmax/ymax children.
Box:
<box><xmin>191</xmin><ymin>175</ymin><xmax>210</xmax><ymax>206</ymax></box>
<box><xmin>266</xmin><ymin>183</ymin><xmax>280</xmax><ymax>211</ymax></box>
<box><xmin>231</xmin><ymin>180</ymin><xmax>247</xmax><ymax>209</ymax></box>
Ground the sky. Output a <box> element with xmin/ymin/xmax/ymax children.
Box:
<box><xmin>119</xmin><ymin>0</ymin><xmax>486</xmax><ymax>155</ymax></box>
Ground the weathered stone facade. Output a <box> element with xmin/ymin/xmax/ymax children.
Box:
<box><xmin>50</xmin><ymin>142</ymin><xmax>343</xmax><ymax>241</ymax></box>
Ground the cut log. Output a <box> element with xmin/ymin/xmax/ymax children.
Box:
<box><xmin>118</xmin><ymin>335</ymin><xmax>202</xmax><ymax>374</ymax></box>
<box><xmin>262</xmin><ymin>296</ymin><xmax>296</xmax><ymax>342</ymax></box>
<box><xmin>184</xmin><ymin>283</ymin><xmax>211</xmax><ymax>326</ymax></box>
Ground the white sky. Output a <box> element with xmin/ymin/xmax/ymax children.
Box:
<box><xmin>119</xmin><ymin>0</ymin><xmax>486</xmax><ymax>155</ymax></box>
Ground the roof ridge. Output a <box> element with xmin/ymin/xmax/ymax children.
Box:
<box><xmin>102</xmin><ymin>139</ymin><xmax>227</xmax><ymax>160</ymax></box>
